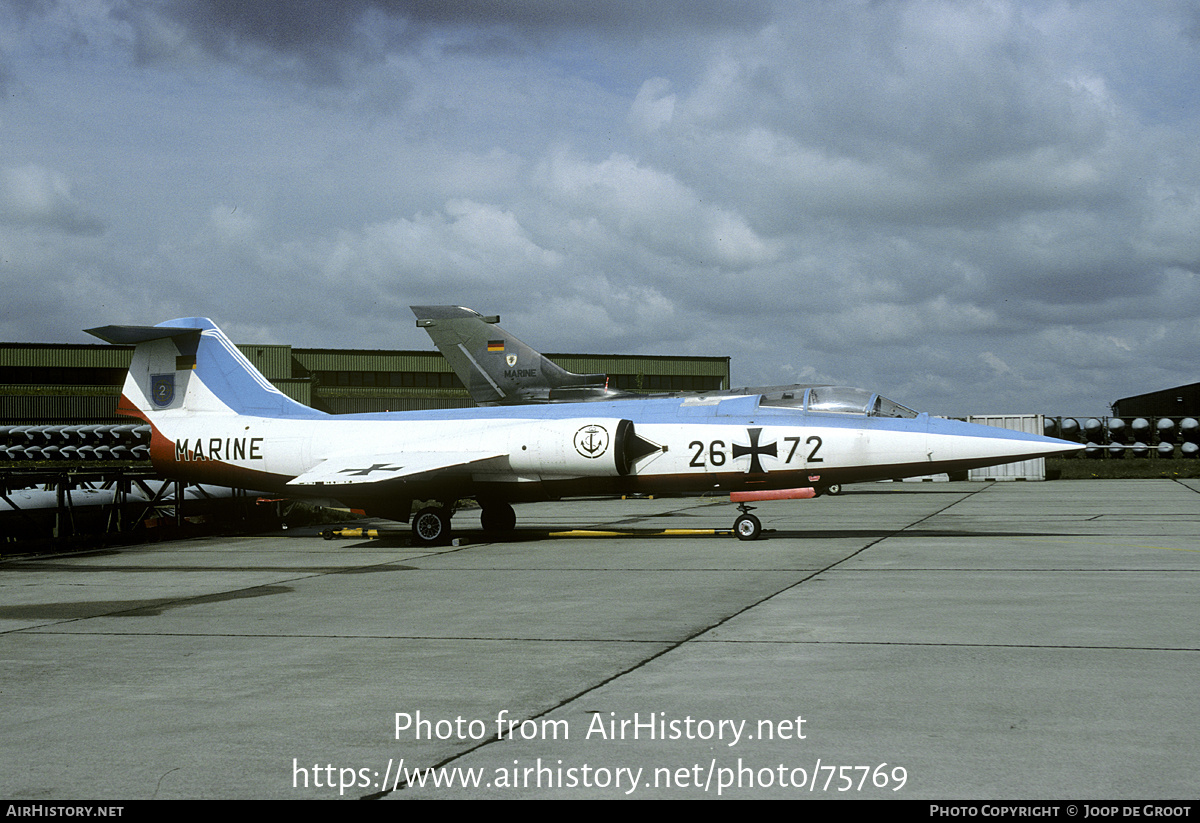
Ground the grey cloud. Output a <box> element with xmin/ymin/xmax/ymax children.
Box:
<box><xmin>0</xmin><ymin>165</ymin><xmax>105</xmax><ymax>235</ymax></box>
<box><xmin>124</xmin><ymin>0</ymin><xmax>775</xmax><ymax>83</ymax></box>
<box><xmin>2</xmin><ymin>1</ymin><xmax>1198</xmax><ymax>418</ymax></box>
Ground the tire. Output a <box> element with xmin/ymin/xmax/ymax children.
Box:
<box><xmin>412</xmin><ymin>506</ymin><xmax>450</xmax><ymax>546</ymax></box>
<box><xmin>734</xmin><ymin>513</ymin><xmax>762</xmax><ymax>541</ymax></box>
<box><xmin>824</xmin><ymin>483</ymin><xmax>842</xmax><ymax>496</ymax></box>
<box><xmin>480</xmin><ymin>502</ymin><xmax>516</xmax><ymax>533</ymax></box>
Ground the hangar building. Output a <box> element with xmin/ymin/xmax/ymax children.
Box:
<box><xmin>0</xmin><ymin>339</ymin><xmax>730</xmax><ymax>424</ymax></box>
<box><xmin>1112</xmin><ymin>382</ymin><xmax>1200</xmax><ymax>418</ymax></box>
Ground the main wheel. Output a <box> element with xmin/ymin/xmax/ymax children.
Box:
<box><xmin>412</xmin><ymin>506</ymin><xmax>451</xmax><ymax>546</ymax></box>
<box><xmin>734</xmin><ymin>513</ymin><xmax>762</xmax><ymax>541</ymax></box>
<box><xmin>824</xmin><ymin>483</ymin><xmax>843</xmax><ymax>496</ymax></box>
<box><xmin>480</xmin><ymin>501</ymin><xmax>516</xmax><ymax>533</ymax></box>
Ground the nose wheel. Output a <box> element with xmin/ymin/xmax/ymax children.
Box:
<box><xmin>733</xmin><ymin>503</ymin><xmax>762</xmax><ymax>541</ymax></box>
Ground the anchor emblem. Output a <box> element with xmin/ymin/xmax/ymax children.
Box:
<box><xmin>573</xmin><ymin>424</ymin><xmax>610</xmax><ymax>458</ymax></box>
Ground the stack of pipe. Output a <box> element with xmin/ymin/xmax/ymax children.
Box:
<box><xmin>0</xmin><ymin>424</ymin><xmax>150</xmax><ymax>461</ymax></box>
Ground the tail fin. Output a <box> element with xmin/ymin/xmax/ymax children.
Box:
<box><xmin>86</xmin><ymin>317</ymin><xmax>323</xmax><ymax>420</ymax></box>
<box><xmin>411</xmin><ymin>306</ymin><xmax>614</xmax><ymax>405</ymax></box>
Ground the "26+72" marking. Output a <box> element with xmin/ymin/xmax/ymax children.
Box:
<box><xmin>688</xmin><ymin>432</ymin><xmax>823</xmax><ymax>471</ymax></box>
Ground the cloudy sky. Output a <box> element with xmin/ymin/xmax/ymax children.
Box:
<box><xmin>2</xmin><ymin>1</ymin><xmax>1198</xmax><ymax>415</ymax></box>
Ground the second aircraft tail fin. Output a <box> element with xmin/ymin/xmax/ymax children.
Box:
<box><xmin>412</xmin><ymin>306</ymin><xmax>614</xmax><ymax>405</ymax></box>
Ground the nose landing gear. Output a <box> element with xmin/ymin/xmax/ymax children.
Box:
<box><xmin>733</xmin><ymin>503</ymin><xmax>762</xmax><ymax>541</ymax></box>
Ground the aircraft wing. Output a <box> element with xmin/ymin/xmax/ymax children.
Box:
<box><xmin>286</xmin><ymin>451</ymin><xmax>507</xmax><ymax>487</ymax></box>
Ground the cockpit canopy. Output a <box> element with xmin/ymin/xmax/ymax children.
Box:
<box><xmin>763</xmin><ymin>386</ymin><xmax>920</xmax><ymax>418</ymax></box>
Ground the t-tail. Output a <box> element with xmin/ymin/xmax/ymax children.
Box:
<box><xmin>411</xmin><ymin>305</ymin><xmax>618</xmax><ymax>405</ymax></box>
<box><xmin>86</xmin><ymin>318</ymin><xmax>323</xmax><ymax>422</ymax></box>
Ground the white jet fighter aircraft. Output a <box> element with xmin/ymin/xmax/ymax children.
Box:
<box><xmin>87</xmin><ymin>318</ymin><xmax>1081</xmax><ymax>544</ymax></box>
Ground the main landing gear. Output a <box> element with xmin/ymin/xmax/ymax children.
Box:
<box><xmin>410</xmin><ymin>500</ymin><xmax>518</xmax><ymax>546</ymax></box>
<box><xmin>411</xmin><ymin>505</ymin><xmax>452</xmax><ymax>546</ymax></box>
<box><xmin>733</xmin><ymin>503</ymin><xmax>762</xmax><ymax>541</ymax></box>
<box><xmin>479</xmin><ymin>501</ymin><xmax>516</xmax><ymax>533</ymax></box>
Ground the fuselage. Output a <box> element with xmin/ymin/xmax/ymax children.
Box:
<box><xmin>138</xmin><ymin>391</ymin><xmax>1072</xmax><ymax>507</ymax></box>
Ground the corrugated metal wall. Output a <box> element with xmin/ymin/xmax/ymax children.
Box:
<box><xmin>236</xmin><ymin>344</ymin><xmax>292</xmax><ymax>381</ymax></box>
<box><xmin>0</xmin><ymin>393</ymin><xmax>119</xmax><ymax>422</ymax></box>
<box><xmin>552</xmin><ymin>353</ymin><xmax>729</xmax><ymax>379</ymax></box>
<box><xmin>0</xmin><ymin>344</ymin><xmax>131</xmax><ymax>368</ymax></box>
<box><xmin>967</xmin><ymin>414</ymin><xmax>1047</xmax><ymax>480</ymax></box>
<box><xmin>293</xmin><ymin>350</ymin><xmax>451</xmax><ymax>374</ymax></box>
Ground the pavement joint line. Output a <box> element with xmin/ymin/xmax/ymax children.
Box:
<box><xmin>16</xmin><ymin>631</ymin><xmax>1198</xmax><ymax>652</ymax></box>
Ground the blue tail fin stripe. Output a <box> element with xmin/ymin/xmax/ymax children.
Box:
<box><xmin>204</xmin><ymin>330</ymin><xmax>285</xmax><ymax>397</ymax></box>
<box><xmin>158</xmin><ymin>317</ymin><xmax>325</xmax><ymax>419</ymax></box>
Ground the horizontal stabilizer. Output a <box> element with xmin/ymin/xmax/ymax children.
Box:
<box><xmin>286</xmin><ymin>450</ymin><xmax>507</xmax><ymax>487</ymax></box>
<box><xmin>86</xmin><ymin>324</ymin><xmax>203</xmax><ymax>345</ymax></box>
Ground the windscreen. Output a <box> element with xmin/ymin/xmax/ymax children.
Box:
<box><xmin>805</xmin><ymin>387</ymin><xmax>919</xmax><ymax>418</ymax></box>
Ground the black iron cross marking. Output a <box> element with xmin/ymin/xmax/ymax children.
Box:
<box><xmin>732</xmin><ymin>427</ymin><xmax>777</xmax><ymax>474</ymax></box>
<box><xmin>338</xmin><ymin>463</ymin><xmax>402</xmax><ymax>476</ymax></box>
